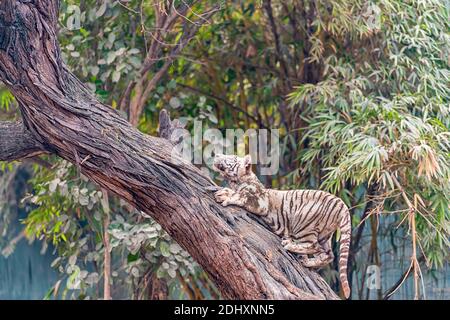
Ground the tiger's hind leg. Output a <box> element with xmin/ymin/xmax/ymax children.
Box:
<box><xmin>300</xmin><ymin>252</ymin><xmax>330</xmax><ymax>268</ymax></box>
<box><xmin>300</xmin><ymin>238</ymin><xmax>334</xmax><ymax>268</ymax></box>
<box><xmin>281</xmin><ymin>229</ymin><xmax>293</xmax><ymax>247</ymax></box>
<box><xmin>320</xmin><ymin>238</ymin><xmax>334</xmax><ymax>265</ymax></box>
<box><xmin>283</xmin><ymin>232</ymin><xmax>320</xmax><ymax>255</ymax></box>
<box><xmin>283</xmin><ymin>241</ymin><xmax>319</xmax><ymax>254</ymax></box>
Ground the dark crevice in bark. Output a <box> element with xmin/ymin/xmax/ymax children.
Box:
<box><xmin>0</xmin><ymin>121</ymin><xmax>47</xmax><ymax>161</ymax></box>
<box><xmin>0</xmin><ymin>1</ymin><xmax>339</xmax><ymax>300</ymax></box>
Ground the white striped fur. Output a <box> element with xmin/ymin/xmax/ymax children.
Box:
<box><xmin>213</xmin><ymin>154</ymin><xmax>351</xmax><ymax>299</ymax></box>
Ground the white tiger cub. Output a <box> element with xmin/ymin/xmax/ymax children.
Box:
<box><xmin>212</xmin><ymin>154</ymin><xmax>351</xmax><ymax>299</ymax></box>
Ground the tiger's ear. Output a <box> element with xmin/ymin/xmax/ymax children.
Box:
<box><xmin>243</xmin><ymin>154</ymin><xmax>252</xmax><ymax>172</ymax></box>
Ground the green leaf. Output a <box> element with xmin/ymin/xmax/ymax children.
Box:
<box><xmin>169</xmin><ymin>243</ymin><xmax>182</xmax><ymax>254</ymax></box>
<box><xmin>160</xmin><ymin>241</ymin><xmax>171</xmax><ymax>257</ymax></box>
<box><xmin>112</xmin><ymin>70</ymin><xmax>121</xmax><ymax>83</ymax></box>
<box><xmin>169</xmin><ymin>97</ymin><xmax>181</xmax><ymax>109</ymax></box>
<box><xmin>106</xmin><ymin>52</ymin><xmax>116</xmax><ymax>65</ymax></box>
<box><xmin>68</xmin><ymin>254</ymin><xmax>77</xmax><ymax>266</ymax></box>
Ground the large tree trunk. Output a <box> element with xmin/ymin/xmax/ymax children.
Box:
<box><xmin>0</xmin><ymin>0</ymin><xmax>338</xmax><ymax>299</ymax></box>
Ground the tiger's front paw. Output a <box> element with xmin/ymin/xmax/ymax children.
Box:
<box><xmin>298</xmin><ymin>255</ymin><xmax>312</xmax><ymax>266</ymax></box>
<box><xmin>214</xmin><ymin>188</ymin><xmax>233</xmax><ymax>206</ymax></box>
<box><xmin>283</xmin><ymin>242</ymin><xmax>296</xmax><ymax>252</ymax></box>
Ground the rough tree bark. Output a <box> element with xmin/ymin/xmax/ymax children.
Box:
<box><xmin>0</xmin><ymin>121</ymin><xmax>46</xmax><ymax>161</ymax></box>
<box><xmin>0</xmin><ymin>0</ymin><xmax>339</xmax><ymax>299</ymax></box>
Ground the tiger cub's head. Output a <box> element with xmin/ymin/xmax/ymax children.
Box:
<box><xmin>212</xmin><ymin>154</ymin><xmax>252</xmax><ymax>182</ymax></box>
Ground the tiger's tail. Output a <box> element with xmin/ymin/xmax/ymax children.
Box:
<box><xmin>339</xmin><ymin>206</ymin><xmax>352</xmax><ymax>299</ymax></box>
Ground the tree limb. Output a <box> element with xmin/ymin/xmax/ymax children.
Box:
<box><xmin>0</xmin><ymin>121</ymin><xmax>47</xmax><ymax>161</ymax></box>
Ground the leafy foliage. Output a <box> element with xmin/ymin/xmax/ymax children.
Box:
<box><xmin>22</xmin><ymin>160</ymin><xmax>203</xmax><ymax>299</ymax></box>
<box><xmin>288</xmin><ymin>0</ymin><xmax>450</xmax><ymax>271</ymax></box>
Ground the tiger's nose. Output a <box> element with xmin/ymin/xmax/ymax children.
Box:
<box><xmin>213</xmin><ymin>157</ymin><xmax>223</xmax><ymax>170</ymax></box>
<box><xmin>213</xmin><ymin>160</ymin><xmax>222</xmax><ymax>169</ymax></box>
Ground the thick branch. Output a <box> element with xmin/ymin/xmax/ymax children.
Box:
<box><xmin>0</xmin><ymin>121</ymin><xmax>46</xmax><ymax>161</ymax></box>
<box><xmin>0</xmin><ymin>1</ymin><xmax>339</xmax><ymax>299</ymax></box>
